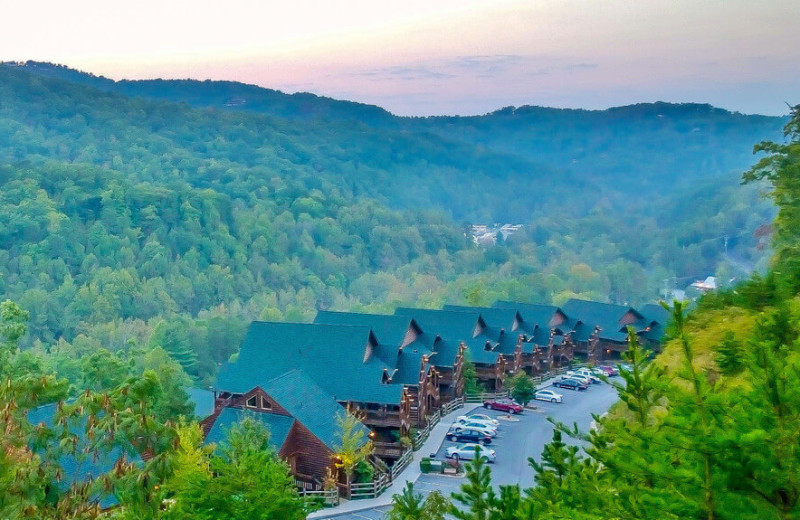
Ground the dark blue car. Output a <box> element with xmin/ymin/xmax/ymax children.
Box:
<box><xmin>553</xmin><ymin>378</ymin><xmax>588</xmax><ymax>391</ymax></box>
<box><xmin>446</xmin><ymin>428</ymin><xmax>493</xmax><ymax>445</ymax></box>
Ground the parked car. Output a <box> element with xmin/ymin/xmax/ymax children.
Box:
<box><xmin>445</xmin><ymin>443</ymin><xmax>496</xmax><ymax>462</ymax></box>
<box><xmin>563</xmin><ymin>373</ymin><xmax>593</xmax><ymax>386</ymax></box>
<box><xmin>534</xmin><ymin>389</ymin><xmax>563</xmax><ymax>403</ymax></box>
<box><xmin>569</xmin><ymin>368</ymin><xmax>601</xmax><ymax>384</ymax></box>
<box><xmin>618</xmin><ymin>363</ymin><xmax>634</xmax><ymax>373</ymax></box>
<box><xmin>553</xmin><ymin>378</ymin><xmax>588</xmax><ymax>391</ymax></box>
<box><xmin>483</xmin><ymin>398</ymin><xmax>523</xmax><ymax>414</ymax></box>
<box><xmin>460</xmin><ymin>413</ymin><xmax>500</xmax><ymax>426</ymax></box>
<box><xmin>446</xmin><ymin>428</ymin><xmax>493</xmax><ymax>445</ymax></box>
<box><xmin>597</xmin><ymin>365</ymin><xmax>619</xmax><ymax>377</ymax></box>
<box><xmin>451</xmin><ymin>420</ymin><xmax>497</xmax><ymax>437</ymax></box>
<box><xmin>596</xmin><ymin>365</ymin><xmax>618</xmax><ymax>376</ymax></box>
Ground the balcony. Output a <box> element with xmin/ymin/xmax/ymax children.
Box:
<box><xmin>373</xmin><ymin>441</ymin><xmax>406</xmax><ymax>459</ymax></box>
<box><xmin>363</xmin><ymin>409</ymin><xmax>403</xmax><ymax>428</ymax></box>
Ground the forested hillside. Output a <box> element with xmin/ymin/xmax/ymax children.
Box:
<box><xmin>0</xmin><ymin>63</ymin><xmax>784</xmax><ymax>386</ymax></box>
<box><xmin>9</xmin><ymin>62</ymin><xmax>785</xmax><ymax>198</ymax></box>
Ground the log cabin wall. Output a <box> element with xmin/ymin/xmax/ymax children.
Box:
<box><xmin>280</xmin><ymin>421</ymin><xmax>335</xmax><ymax>485</ymax></box>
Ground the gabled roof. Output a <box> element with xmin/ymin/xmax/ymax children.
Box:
<box><xmin>205</xmin><ymin>407</ymin><xmax>295</xmax><ymax>450</ymax></box>
<box><xmin>390</xmin><ymin>340</ymin><xmax>434</xmax><ymax>385</ymax></box>
<box><xmin>442</xmin><ymin>305</ymin><xmax>521</xmax><ymax>331</ymax></box>
<box><xmin>216</xmin><ymin>322</ymin><xmax>404</xmax><ymax>405</ymax></box>
<box><xmin>313</xmin><ymin>311</ymin><xmax>433</xmax><ymax>379</ymax></box>
<box><xmin>561</xmin><ymin>299</ymin><xmax>642</xmax><ymax>342</ymax></box>
<box><xmin>393</xmin><ymin>308</ymin><xmax>499</xmax><ymax>365</ymax></box>
<box><xmin>187</xmin><ymin>387</ymin><xmax>215</xmax><ymax>419</ymax></box>
<box><xmin>639</xmin><ymin>303</ymin><xmax>671</xmax><ymax>342</ymax></box>
<box><xmin>492</xmin><ymin>301</ymin><xmax>567</xmax><ymax>334</ymax></box>
<box><xmin>27</xmin><ymin>401</ymin><xmax>143</xmax><ymax>509</ymax></box>
<box><xmin>441</xmin><ymin>305</ymin><xmax>525</xmax><ymax>356</ymax></box>
<box><xmin>314</xmin><ymin>311</ymin><xmax>419</xmax><ymax>347</ymax></box>
<box><xmin>262</xmin><ymin>369</ymin><xmax>369</xmax><ymax>452</ymax></box>
<box><xmin>639</xmin><ymin>303</ymin><xmax>670</xmax><ymax>325</ymax></box>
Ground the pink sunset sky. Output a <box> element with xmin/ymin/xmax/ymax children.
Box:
<box><xmin>2</xmin><ymin>0</ymin><xmax>798</xmax><ymax>116</ymax></box>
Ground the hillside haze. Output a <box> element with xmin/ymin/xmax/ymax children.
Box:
<box><xmin>0</xmin><ymin>61</ymin><xmax>785</xmax><ymax>376</ymax></box>
<box><xmin>8</xmin><ymin>61</ymin><xmax>785</xmax><ymax>207</ymax></box>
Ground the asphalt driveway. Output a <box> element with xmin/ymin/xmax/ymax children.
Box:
<box><xmin>322</xmin><ymin>379</ymin><xmax>619</xmax><ymax>519</ymax></box>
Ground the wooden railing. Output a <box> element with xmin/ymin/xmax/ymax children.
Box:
<box><xmin>391</xmin><ymin>448</ymin><xmax>414</xmax><ymax>481</ymax></box>
<box><xmin>349</xmin><ymin>472</ymin><xmax>390</xmax><ymax>500</ymax></box>
<box><xmin>464</xmin><ymin>390</ymin><xmax>510</xmax><ymax>403</ymax></box>
<box><xmin>411</xmin><ymin>396</ymin><xmax>465</xmax><ymax>449</ymax></box>
<box><xmin>441</xmin><ymin>396</ymin><xmax>465</xmax><ymax>416</ymax></box>
<box><xmin>363</xmin><ymin>409</ymin><xmax>402</xmax><ymax>427</ymax></box>
<box><xmin>300</xmin><ymin>488</ymin><xmax>338</xmax><ymax>507</ymax></box>
<box><xmin>373</xmin><ymin>441</ymin><xmax>406</xmax><ymax>459</ymax></box>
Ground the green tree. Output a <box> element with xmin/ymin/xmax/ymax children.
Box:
<box><xmin>449</xmin><ymin>448</ymin><xmax>497</xmax><ymax>520</ymax></box>
<box><xmin>333</xmin><ymin>407</ymin><xmax>374</xmax><ymax>496</ymax></box>
<box><xmin>463</xmin><ymin>355</ymin><xmax>482</xmax><ymax>395</ymax></box>
<box><xmin>508</xmin><ymin>371</ymin><xmax>535</xmax><ymax>406</ymax></box>
<box><xmin>168</xmin><ymin>418</ymin><xmax>306</xmax><ymax>520</ymax></box>
<box><xmin>387</xmin><ymin>482</ymin><xmax>449</xmax><ymax>520</ymax></box>
<box><xmin>743</xmin><ymin>104</ymin><xmax>800</xmax><ymax>297</ymax></box>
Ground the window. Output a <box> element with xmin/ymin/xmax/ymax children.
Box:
<box><xmin>261</xmin><ymin>396</ymin><xmax>272</xmax><ymax>410</ymax></box>
<box><xmin>246</xmin><ymin>395</ymin><xmax>258</xmax><ymax>408</ymax></box>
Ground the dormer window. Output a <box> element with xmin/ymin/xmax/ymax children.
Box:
<box><xmin>246</xmin><ymin>395</ymin><xmax>258</xmax><ymax>408</ymax></box>
<box><xmin>261</xmin><ymin>396</ymin><xmax>272</xmax><ymax>410</ymax></box>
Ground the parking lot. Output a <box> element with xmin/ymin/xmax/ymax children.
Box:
<box><xmin>321</xmin><ymin>378</ymin><xmax>619</xmax><ymax>519</ymax></box>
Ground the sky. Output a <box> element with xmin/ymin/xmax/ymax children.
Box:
<box><xmin>2</xmin><ymin>0</ymin><xmax>798</xmax><ymax>116</ymax></box>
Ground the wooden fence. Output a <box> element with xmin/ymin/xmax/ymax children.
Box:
<box><xmin>390</xmin><ymin>448</ymin><xmax>414</xmax><ymax>481</ymax></box>
<box><xmin>349</xmin><ymin>472</ymin><xmax>390</xmax><ymax>500</ymax></box>
<box><xmin>464</xmin><ymin>390</ymin><xmax>510</xmax><ymax>403</ymax></box>
<box><xmin>299</xmin><ymin>488</ymin><xmax>339</xmax><ymax>507</ymax></box>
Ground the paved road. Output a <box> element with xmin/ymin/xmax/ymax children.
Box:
<box><xmin>326</xmin><ymin>380</ymin><xmax>619</xmax><ymax>519</ymax></box>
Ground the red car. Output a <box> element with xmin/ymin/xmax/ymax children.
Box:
<box><xmin>596</xmin><ymin>365</ymin><xmax>619</xmax><ymax>376</ymax></box>
<box><xmin>483</xmin><ymin>398</ymin><xmax>523</xmax><ymax>414</ymax></box>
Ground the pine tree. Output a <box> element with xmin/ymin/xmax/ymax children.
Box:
<box><xmin>449</xmin><ymin>449</ymin><xmax>497</xmax><ymax>520</ymax></box>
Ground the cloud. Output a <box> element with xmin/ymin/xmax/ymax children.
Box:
<box><xmin>331</xmin><ymin>54</ymin><xmax>599</xmax><ymax>84</ymax></box>
<box><xmin>349</xmin><ymin>65</ymin><xmax>456</xmax><ymax>81</ymax></box>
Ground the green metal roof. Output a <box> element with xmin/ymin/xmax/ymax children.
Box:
<box><xmin>492</xmin><ymin>301</ymin><xmax>566</xmax><ymax>334</ymax></box>
<box><xmin>441</xmin><ymin>305</ymin><xmax>525</xmax><ymax>355</ymax></box>
<box><xmin>216</xmin><ymin>322</ymin><xmax>404</xmax><ymax>405</ymax></box>
<box><xmin>313</xmin><ymin>311</ymin><xmax>435</xmax><ymax>385</ymax></box>
<box><xmin>205</xmin><ymin>407</ymin><xmax>295</xmax><ymax>450</ymax></box>
<box><xmin>639</xmin><ymin>303</ymin><xmax>671</xmax><ymax>342</ymax></box>
<box><xmin>394</xmin><ymin>308</ymin><xmax>499</xmax><ymax>365</ymax></box>
<box><xmin>187</xmin><ymin>387</ymin><xmax>215</xmax><ymax>419</ymax></box>
<box><xmin>442</xmin><ymin>305</ymin><xmax>520</xmax><ymax>329</ymax></box>
<box><xmin>262</xmin><ymin>369</ymin><xmax>370</xmax><ymax>452</ymax></box>
<box><xmin>562</xmin><ymin>299</ymin><xmax>640</xmax><ymax>342</ymax></box>
<box><xmin>314</xmin><ymin>311</ymin><xmax>416</xmax><ymax>347</ymax></box>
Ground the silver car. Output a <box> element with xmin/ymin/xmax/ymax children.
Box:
<box><xmin>445</xmin><ymin>443</ymin><xmax>496</xmax><ymax>463</ymax></box>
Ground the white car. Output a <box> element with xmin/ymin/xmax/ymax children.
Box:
<box><xmin>451</xmin><ymin>420</ymin><xmax>497</xmax><ymax>437</ymax></box>
<box><xmin>445</xmin><ymin>443</ymin><xmax>496</xmax><ymax>463</ymax></box>
<box><xmin>457</xmin><ymin>414</ymin><xmax>500</xmax><ymax>427</ymax></box>
<box><xmin>565</xmin><ymin>371</ymin><xmax>597</xmax><ymax>385</ymax></box>
<box><xmin>591</xmin><ymin>367</ymin><xmax>608</xmax><ymax>377</ymax></box>
<box><xmin>534</xmin><ymin>389</ymin><xmax>563</xmax><ymax>403</ymax></box>
<box><xmin>572</xmin><ymin>368</ymin><xmax>602</xmax><ymax>383</ymax></box>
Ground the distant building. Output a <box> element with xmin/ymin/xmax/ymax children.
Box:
<box><xmin>691</xmin><ymin>276</ymin><xmax>717</xmax><ymax>292</ymax></box>
<box><xmin>470</xmin><ymin>224</ymin><xmax>523</xmax><ymax>245</ymax></box>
